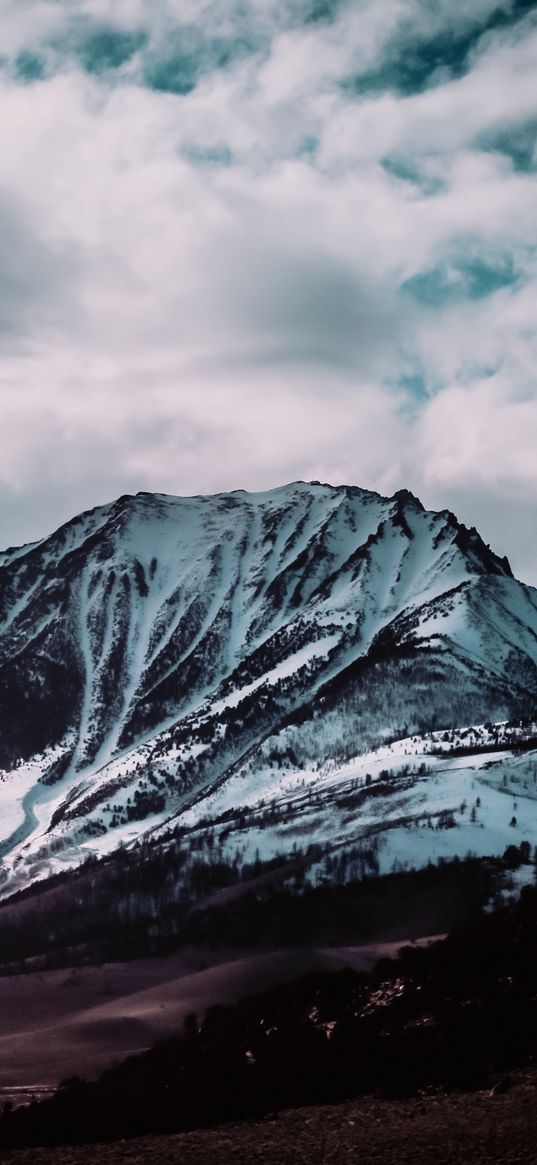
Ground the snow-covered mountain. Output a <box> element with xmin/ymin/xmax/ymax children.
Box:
<box><xmin>1</xmin><ymin>481</ymin><xmax>536</xmax><ymax>895</ymax></box>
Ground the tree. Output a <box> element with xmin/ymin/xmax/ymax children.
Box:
<box><xmin>503</xmin><ymin>844</ymin><xmax>521</xmax><ymax>870</ymax></box>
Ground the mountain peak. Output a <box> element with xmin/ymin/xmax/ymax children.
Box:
<box><xmin>391</xmin><ymin>487</ymin><xmax>425</xmax><ymax>511</ymax></box>
<box><xmin>0</xmin><ymin>478</ymin><xmax>536</xmax><ymax>895</ymax></box>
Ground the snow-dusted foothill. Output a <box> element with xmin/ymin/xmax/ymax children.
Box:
<box><xmin>0</xmin><ymin>481</ymin><xmax>536</xmax><ymax>895</ymax></box>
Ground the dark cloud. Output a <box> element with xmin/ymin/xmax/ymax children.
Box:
<box><xmin>193</xmin><ymin>221</ymin><xmax>405</xmax><ymax>375</ymax></box>
<box><xmin>0</xmin><ymin>197</ymin><xmax>75</xmax><ymax>342</ymax></box>
<box><xmin>241</xmin><ymin>263</ymin><xmax>398</xmax><ymax>369</ymax></box>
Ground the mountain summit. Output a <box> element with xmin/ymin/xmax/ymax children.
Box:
<box><xmin>0</xmin><ymin>482</ymin><xmax>536</xmax><ymax>893</ymax></box>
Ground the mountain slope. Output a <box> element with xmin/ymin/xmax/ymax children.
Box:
<box><xmin>0</xmin><ymin>481</ymin><xmax>536</xmax><ymax>895</ymax></box>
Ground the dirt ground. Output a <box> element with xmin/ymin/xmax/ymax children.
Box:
<box><xmin>0</xmin><ymin>938</ymin><xmax>438</xmax><ymax>1096</ymax></box>
<box><xmin>3</xmin><ymin>1070</ymin><xmax>537</xmax><ymax>1165</ymax></box>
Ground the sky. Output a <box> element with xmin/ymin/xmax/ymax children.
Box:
<box><xmin>0</xmin><ymin>0</ymin><xmax>536</xmax><ymax>583</ymax></box>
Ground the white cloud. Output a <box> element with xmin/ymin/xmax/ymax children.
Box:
<box><xmin>319</xmin><ymin>25</ymin><xmax>537</xmax><ymax>170</ymax></box>
<box><xmin>417</xmin><ymin>375</ymin><xmax>537</xmax><ymax>489</ymax></box>
<box><xmin>0</xmin><ymin>0</ymin><xmax>535</xmax><ymax>584</ymax></box>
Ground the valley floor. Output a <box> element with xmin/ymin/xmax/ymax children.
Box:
<box><xmin>3</xmin><ymin>1069</ymin><xmax>537</xmax><ymax>1165</ymax></box>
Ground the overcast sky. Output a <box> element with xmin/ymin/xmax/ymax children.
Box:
<box><xmin>0</xmin><ymin>0</ymin><xmax>536</xmax><ymax>582</ymax></box>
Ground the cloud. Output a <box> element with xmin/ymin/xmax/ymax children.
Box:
<box><xmin>416</xmin><ymin>374</ymin><xmax>537</xmax><ymax>494</ymax></box>
<box><xmin>413</xmin><ymin>374</ymin><xmax>537</xmax><ymax>582</ymax></box>
<box><xmin>0</xmin><ymin>195</ymin><xmax>76</xmax><ymax>342</ymax></box>
<box><xmin>0</xmin><ymin>0</ymin><xmax>535</xmax><ymax>584</ymax></box>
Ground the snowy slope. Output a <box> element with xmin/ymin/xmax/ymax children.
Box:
<box><xmin>170</xmin><ymin>720</ymin><xmax>537</xmax><ymax>880</ymax></box>
<box><xmin>0</xmin><ymin>481</ymin><xmax>536</xmax><ymax>895</ymax></box>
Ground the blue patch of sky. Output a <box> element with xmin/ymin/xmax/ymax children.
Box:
<box><xmin>1</xmin><ymin>16</ymin><xmax>259</xmax><ymax>96</ymax></box>
<box><xmin>391</xmin><ymin>371</ymin><xmax>430</xmax><ymax>403</ymax></box>
<box><xmin>349</xmin><ymin>37</ymin><xmax>475</xmax><ymax>97</ymax></box>
<box><xmin>76</xmin><ymin>27</ymin><xmax>148</xmax><ymax>75</ymax></box>
<box><xmin>5</xmin><ymin>0</ymin><xmax>537</xmax><ymax>100</ymax></box>
<box><xmin>401</xmin><ymin>255</ymin><xmax>520</xmax><ymax>307</ymax></box>
<box><xmin>2</xmin><ymin>23</ymin><xmax>148</xmax><ymax>83</ymax></box>
<box><xmin>345</xmin><ymin>0</ymin><xmax>537</xmax><ymax>98</ymax></box>
<box><xmin>14</xmin><ymin>51</ymin><xmax>46</xmax><ymax>82</ymax></box>
<box><xmin>142</xmin><ymin>28</ymin><xmax>257</xmax><ymax>95</ymax></box>
<box><xmin>381</xmin><ymin>156</ymin><xmax>446</xmax><ymax>197</ymax></box>
<box><xmin>182</xmin><ymin>143</ymin><xmax>233</xmax><ymax>166</ymax></box>
<box><xmin>304</xmin><ymin>0</ymin><xmax>347</xmax><ymax>22</ymax></box>
<box><xmin>297</xmin><ymin>135</ymin><xmax>319</xmax><ymax>159</ymax></box>
<box><xmin>2</xmin><ymin>0</ymin><xmax>345</xmax><ymax>96</ymax></box>
<box><xmin>476</xmin><ymin>119</ymin><xmax>537</xmax><ymax>172</ymax></box>
<box><xmin>143</xmin><ymin>52</ymin><xmax>197</xmax><ymax>96</ymax></box>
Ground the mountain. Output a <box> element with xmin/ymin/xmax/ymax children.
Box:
<box><xmin>0</xmin><ymin>480</ymin><xmax>536</xmax><ymax>897</ymax></box>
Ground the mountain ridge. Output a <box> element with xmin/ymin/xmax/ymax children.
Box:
<box><xmin>0</xmin><ymin>480</ymin><xmax>536</xmax><ymax>896</ymax></box>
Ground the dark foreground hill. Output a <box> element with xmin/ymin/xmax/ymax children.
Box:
<box><xmin>2</xmin><ymin>879</ymin><xmax>537</xmax><ymax>1152</ymax></box>
<box><xmin>4</xmin><ymin>1076</ymin><xmax>537</xmax><ymax>1165</ymax></box>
